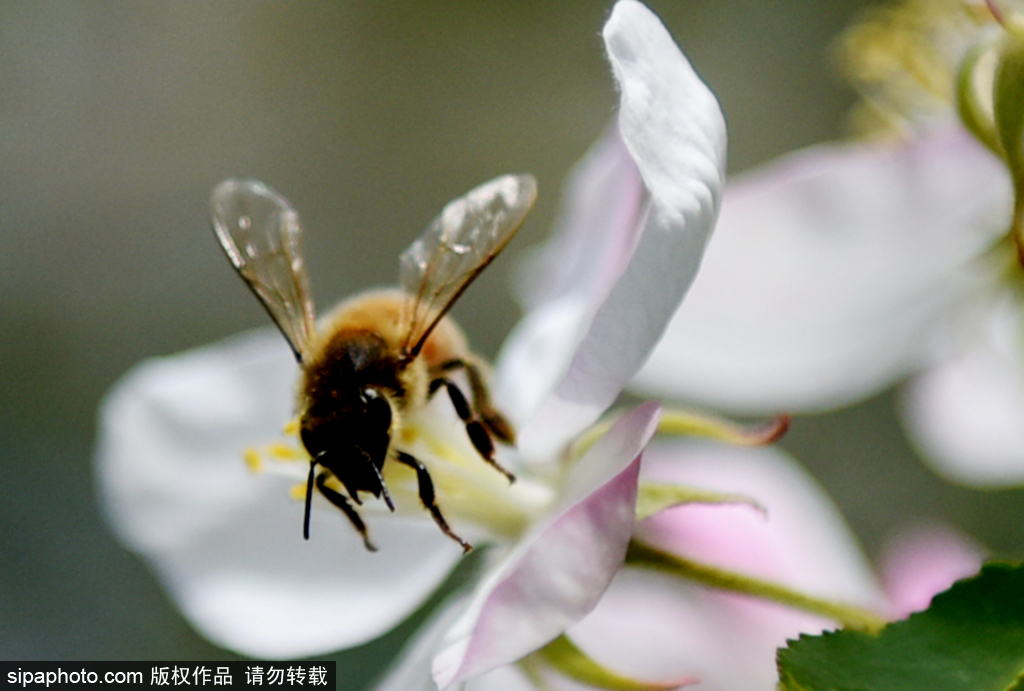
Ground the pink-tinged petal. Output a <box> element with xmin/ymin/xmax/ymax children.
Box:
<box><xmin>636</xmin><ymin>442</ymin><xmax>881</xmax><ymax>607</ymax></box>
<box><xmin>879</xmin><ymin>524</ymin><xmax>984</xmax><ymax>619</ymax></box>
<box><xmin>635</xmin><ymin>127</ymin><xmax>1011</xmax><ymax>413</ymax></box>
<box><xmin>569</xmin><ymin>443</ymin><xmax>883</xmax><ymax>691</ymax></box>
<box><xmin>900</xmin><ymin>296</ymin><xmax>1024</xmax><ymax>485</ymax></box>
<box><xmin>571</xmin><ymin>569</ymin><xmax>787</xmax><ymax>691</ymax></box>
<box><xmin>432</xmin><ymin>402</ymin><xmax>662</xmax><ymax>688</ymax></box>
<box><xmin>514</xmin><ymin>0</ymin><xmax>726</xmax><ymax>459</ymax></box>
<box><xmin>95</xmin><ymin>329</ymin><xmax>463</xmax><ymax>658</ymax></box>
<box><xmin>495</xmin><ymin>127</ymin><xmax>644</xmax><ymax>428</ymax></box>
<box><xmin>516</xmin><ymin>125</ymin><xmax>645</xmax><ymax>315</ymax></box>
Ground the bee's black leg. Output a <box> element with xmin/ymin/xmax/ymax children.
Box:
<box><xmin>395</xmin><ymin>451</ymin><xmax>472</xmax><ymax>553</ymax></box>
<box><xmin>303</xmin><ymin>458</ymin><xmax>319</xmax><ymax>540</ymax></box>
<box><xmin>429</xmin><ymin>375</ymin><xmax>515</xmax><ymax>483</ymax></box>
<box><xmin>356</xmin><ymin>447</ymin><xmax>395</xmax><ymax>512</ymax></box>
<box><xmin>462</xmin><ymin>359</ymin><xmax>516</xmax><ymax>445</ymax></box>
<box><xmin>314</xmin><ymin>471</ymin><xmax>376</xmax><ymax>552</ymax></box>
<box><xmin>435</xmin><ymin>358</ymin><xmax>516</xmax><ymax>444</ymax></box>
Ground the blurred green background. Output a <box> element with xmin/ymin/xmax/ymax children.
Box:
<box><xmin>2</xmin><ymin>0</ymin><xmax>1020</xmax><ymax>685</ymax></box>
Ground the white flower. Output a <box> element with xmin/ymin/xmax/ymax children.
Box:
<box><xmin>94</xmin><ymin>0</ymin><xmax>726</xmax><ymax>667</ymax></box>
<box><xmin>634</xmin><ymin>0</ymin><xmax>1024</xmax><ymax>487</ymax></box>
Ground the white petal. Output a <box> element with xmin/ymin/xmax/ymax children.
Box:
<box><xmin>512</xmin><ymin>0</ymin><xmax>726</xmax><ymax>459</ymax></box>
<box><xmin>95</xmin><ymin>329</ymin><xmax>463</xmax><ymax>658</ymax></box>
<box><xmin>900</xmin><ymin>295</ymin><xmax>1024</xmax><ymax>486</ymax></box>
<box><xmin>569</xmin><ymin>443</ymin><xmax>882</xmax><ymax>690</ymax></box>
<box><xmin>432</xmin><ymin>402</ymin><xmax>661</xmax><ymax>688</ymax></box>
<box><xmin>495</xmin><ymin>127</ymin><xmax>644</xmax><ymax>429</ymax></box>
<box><xmin>635</xmin><ymin>127</ymin><xmax>1010</xmax><ymax>413</ymax></box>
<box><xmin>97</xmin><ymin>329</ymin><xmax>296</xmax><ymax>553</ymax></box>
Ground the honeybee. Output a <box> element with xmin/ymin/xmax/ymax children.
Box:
<box><xmin>210</xmin><ymin>175</ymin><xmax>536</xmax><ymax>552</ymax></box>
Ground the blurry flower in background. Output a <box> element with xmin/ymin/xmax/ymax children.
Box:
<box><xmin>95</xmin><ymin>0</ymin><xmax>725</xmax><ymax>668</ymax></box>
<box><xmin>877</xmin><ymin>522</ymin><xmax>985</xmax><ymax>619</ymax></box>
<box><xmin>374</xmin><ymin>444</ymin><xmax>984</xmax><ymax>691</ymax></box>
<box><xmin>634</xmin><ymin>0</ymin><xmax>1024</xmax><ymax>487</ymax></box>
<box><xmin>835</xmin><ymin>0</ymin><xmax>998</xmax><ymax>138</ymax></box>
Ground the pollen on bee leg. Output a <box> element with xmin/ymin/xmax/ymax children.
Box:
<box><xmin>399</xmin><ymin>424</ymin><xmax>420</xmax><ymax>446</ymax></box>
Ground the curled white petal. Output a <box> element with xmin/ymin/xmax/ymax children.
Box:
<box><xmin>510</xmin><ymin>0</ymin><xmax>726</xmax><ymax>459</ymax></box>
<box><xmin>514</xmin><ymin>125</ymin><xmax>645</xmax><ymax>317</ymax></box>
<box><xmin>635</xmin><ymin>128</ymin><xmax>1010</xmax><ymax>413</ymax></box>
<box><xmin>95</xmin><ymin>329</ymin><xmax>463</xmax><ymax>658</ymax></box>
<box><xmin>495</xmin><ymin>127</ymin><xmax>644</xmax><ymax>429</ymax></box>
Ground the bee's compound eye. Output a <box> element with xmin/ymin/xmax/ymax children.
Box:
<box><xmin>361</xmin><ymin>388</ymin><xmax>392</xmax><ymax>430</ymax></box>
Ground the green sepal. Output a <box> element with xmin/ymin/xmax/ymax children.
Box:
<box><xmin>636</xmin><ymin>481</ymin><xmax>766</xmax><ymax>521</ymax></box>
<box><xmin>995</xmin><ymin>37</ymin><xmax>1024</xmax><ymax>182</ymax></box>
<box><xmin>777</xmin><ymin>562</ymin><xmax>1024</xmax><ymax>691</ymax></box>
<box><xmin>994</xmin><ymin>36</ymin><xmax>1024</xmax><ymax>262</ymax></box>
<box><xmin>957</xmin><ymin>42</ymin><xmax>1002</xmax><ymax>156</ymax></box>
<box><xmin>523</xmin><ymin>634</ymin><xmax>690</xmax><ymax>691</ymax></box>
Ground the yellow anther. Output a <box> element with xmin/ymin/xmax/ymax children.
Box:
<box><xmin>267</xmin><ymin>442</ymin><xmax>306</xmax><ymax>461</ymax></box>
<box><xmin>282</xmin><ymin>417</ymin><xmax>300</xmax><ymax>437</ymax></box>
<box><xmin>243</xmin><ymin>448</ymin><xmax>263</xmax><ymax>473</ymax></box>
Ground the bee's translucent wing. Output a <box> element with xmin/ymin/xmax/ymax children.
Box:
<box><xmin>211</xmin><ymin>179</ymin><xmax>316</xmax><ymax>362</ymax></box>
<box><xmin>399</xmin><ymin>174</ymin><xmax>537</xmax><ymax>359</ymax></box>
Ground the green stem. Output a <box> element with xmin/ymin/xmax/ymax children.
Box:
<box><xmin>1013</xmin><ymin>196</ymin><xmax>1024</xmax><ymax>269</ymax></box>
<box><xmin>626</xmin><ymin>540</ymin><xmax>888</xmax><ymax>634</ymax></box>
<box><xmin>524</xmin><ymin>635</ymin><xmax>688</xmax><ymax>691</ymax></box>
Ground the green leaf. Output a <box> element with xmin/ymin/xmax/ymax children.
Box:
<box><xmin>777</xmin><ymin>562</ymin><xmax>1024</xmax><ymax>691</ymax></box>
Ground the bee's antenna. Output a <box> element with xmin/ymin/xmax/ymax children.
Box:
<box><xmin>303</xmin><ymin>456</ymin><xmax>320</xmax><ymax>540</ymax></box>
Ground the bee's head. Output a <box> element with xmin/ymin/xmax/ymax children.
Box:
<box><xmin>300</xmin><ymin>387</ymin><xmax>392</xmax><ymax>460</ymax></box>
